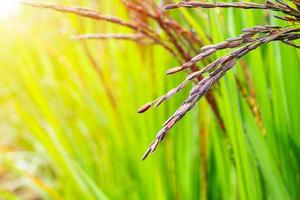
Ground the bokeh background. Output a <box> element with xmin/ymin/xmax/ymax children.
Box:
<box><xmin>0</xmin><ymin>0</ymin><xmax>299</xmax><ymax>199</ymax></box>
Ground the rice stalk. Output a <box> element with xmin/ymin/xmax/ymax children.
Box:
<box><xmin>142</xmin><ymin>25</ymin><xmax>300</xmax><ymax>158</ymax></box>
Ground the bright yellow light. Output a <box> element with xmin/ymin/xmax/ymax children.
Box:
<box><xmin>0</xmin><ymin>0</ymin><xmax>20</xmax><ymax>20</ymax></box>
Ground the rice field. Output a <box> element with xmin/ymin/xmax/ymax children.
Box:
<box><xmin>0</xmin><ymin>0</ymin><xmax>299</xmax><ymax>199</ymax></box>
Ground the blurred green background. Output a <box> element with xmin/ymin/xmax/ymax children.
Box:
<box><xmin>0</xmin><ymin>0</ymin><xmax>299</xmax><ymax>199</ymax></box>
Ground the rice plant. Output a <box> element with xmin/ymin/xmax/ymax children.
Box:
<box><xmin>0</xmin><ymin>0</ymin><xmax>299</xmax><ymax>199</ymax></box>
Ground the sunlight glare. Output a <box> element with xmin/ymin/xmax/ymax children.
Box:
<box><xmin>0</xmin><ymin>0</ymin><xmax>20</xmax><ymax>20</ymax></box>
